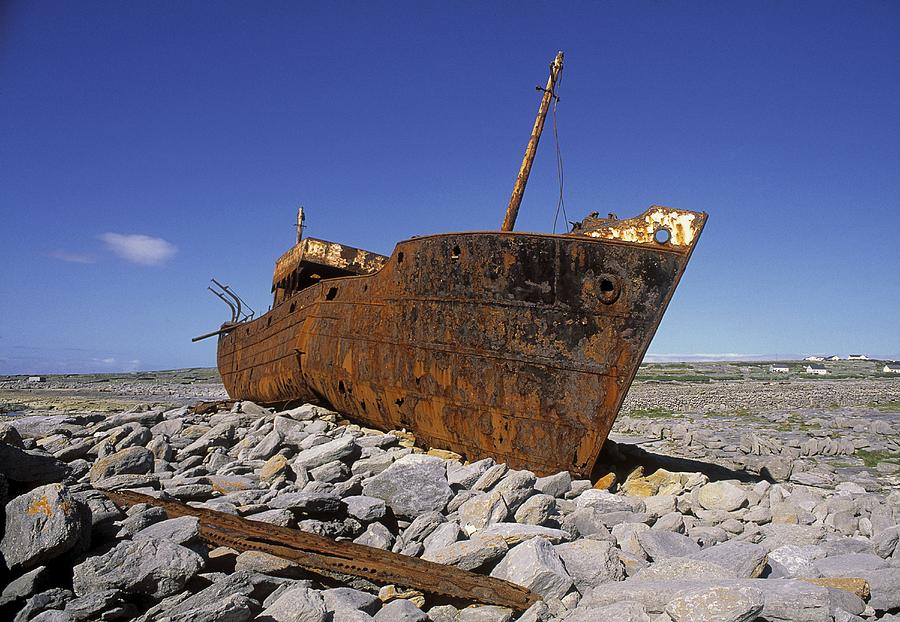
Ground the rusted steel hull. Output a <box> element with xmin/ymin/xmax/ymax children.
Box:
<box><xmin>218</xmin><ymin>206</ymin><xmax>706</xmax><ymax>476</ymax></box>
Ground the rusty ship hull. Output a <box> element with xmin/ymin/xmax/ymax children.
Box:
<box><xmin>216</xmin><ymin>207</ymin><xmax>706</xmax><ymax>477</ymax></box>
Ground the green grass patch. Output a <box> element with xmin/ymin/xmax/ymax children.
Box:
<box><xmin>869</xmin><ymin>401</ymin><xmax>900</xmax><ymax>412</ymax></box>
<box><xmin>855</xmin><ymin>449</ymin><xmax>900</xmax><ymax>468</ymax></box>
<box><xmin>627</xmin><ymin>407</ymin><xmax>676</xmax><ymax>419</ymax></box>
<box><xmin>635</xmin><ymin>374</ymin><xmax>713</xmax><ymax>383</ymax></box>
<box><xmin>772</xmin><ymin>413</ymin><xmax>822</xmax><ymax>432</ymax></box>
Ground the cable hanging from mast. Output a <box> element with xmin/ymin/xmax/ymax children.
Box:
<box><xmin>551</xmin><ymin>70</ymin><xmax>568</xmax><ymax>234</ymax></box>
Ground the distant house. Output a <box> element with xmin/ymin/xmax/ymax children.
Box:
<box><xmin>770</xmin><ymin>364</ymin><xmax>790</xmax><ymax>373</ymax></box>
<box><xmin>26</xmin><ymin>376</ymin><xmax>45</xmax><ymax>383</ymax></box>
<box><xmin>804</xmin><ymin>364</ymin><xmax>828</xmax><ymax>375</ymax></box>
<box><xmin>884</xmin><ymin>363</ymin><xmax>900</xmax><ymax>374</ymax></box>
<box><xmin>848</xmin><ymin>354</ymin><xmax>868</xmax><ymax>360</ymax></box>
<box><xmin>804</xmin><ymin>356</ymin><xmax>825</xmax><ymax>362</ymax></box>
<box><xmin>827</xmin><ymin>355</ymin><xmax>841</xmax><ymax>361</ymax></box>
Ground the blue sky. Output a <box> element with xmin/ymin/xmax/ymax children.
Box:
<box><xmin>1</xmin><ymin>1</ymin><xmax>898</xmax><ymax>374</ymax></box>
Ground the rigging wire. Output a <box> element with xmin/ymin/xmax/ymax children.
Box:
<box><xmin>551</xmin><ymin>71</ymin><xmax>568</xmax><ymax>233</ymax></box>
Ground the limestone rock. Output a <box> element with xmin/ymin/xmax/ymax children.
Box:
<box><xmin>422</xmin><ymin>535</ymin><xmax>508</xmax><ymax>571</ymax></box>
<box><xmin>554</xmin><ymin>539</ymin><xmax>623</xmax><ymax>591</ymax></box>
<box><xmin>514</xmin><ymin>494</ymin><xmax>556</xmax><ymax>526</ymax></box>
<box><xmin>89</xmin><ymin>446</ymin><xmax>154</xmax><ymax>482</ymax></box>
<box><xmin>534</xmin><ymin>471</ymin><xmax>571</xmax><ymax>498</ymax></box>
<box><xmin>688</xmin><ymin>541</ymin><xmax>769</xmax><ymax>578</ymax></box>
<box><xmin>636</xmin><ymin>556</ymin><xmax>736</xmax><ymax>581</ymax></box>
<box><xmin>493</xmin><ymin>470</ymin><xmax>536</xmax><ymax>513</ymax></box>
<box><xmin>559</xmin><ymin>601</ymin><xmax>650</xmax><ymax>622</ymax></box>
<box><xmin>322</xmin><ymin>587</ymin><xmax>380</xmax><ymax>614</ymax></box>
<box><xmin>422</xmin><ymin>521</ymin><xmax>461</xmax><ymax>555</ymax></box>
<box><xmin>234</xmin><ymin>550</ymin><xmax>306</xmax><ymax>579</ymax></box>
<box><xmin>696</xmin><ymin>482</ymin><xmax>747</xmax><ymax>512</ymax></box>
<box><xmin>0</xmin><ymin>565</ymin><xmax>50</xmax><ymax>607</ymax></box>
<box><xmin>636</xmin><ymin>530</ymin><xmax>700</xmax><ymax>561</ymax></box>
<box><xmin>260</xmin><ymin>454</ymin><xmax>291</xmax><ymax>482</ymax></box>
<box><xmin>353</xmin><ymin>522</ymin><xmax>394</xmax><ymax>550</ymax></box>
<box><xmin>373</xmin><ymin>599</ymin><xmax>427</xmax><ymax>622</ymax></box>
<box><xmin>134</xmin><ymin>516</ymin><xmax>200</xmax><ymax>545</ymax></box>
<box><xmin>457</xmin><ymin>605</ymin><xmax>514</xmax><ymax>622</ymax></box>
<box><xmin>269</xmin><ymin>491</ymin><xmax>342</xmax><ymax>515</ymax></box>
<box><xmin>479</xmin><ymin>523</ymin><xmax>570</xmax><ymax>546</ymax></box>
<box><xmin>1</xmin><ymin>483</ymin><xmax>85</xmax><ymax>569</ymax></box>
<box><xmin>163</xmin><ymin>592</ymin><xmax>255</xmax><ymax>622</ymax></box>
<box><xmin>256</xmin><ymin>586</ymin><xmax>327</xmax><ymax>622</ymax></box>
<box><xmin>459</xmin><ymin>491</ymin><xmax>509</xmax><ymax>535</ymax></box>
<box><xmin>0</xmin><ymin>444</ymin><xmax>71</xmax><ymax>486</ymax></box>
<box><xmin>343</xmin><ymin>495</ymin><xmax>387</xmax><ymax>522</ymax></box>
<box><xmin>489</xmin><ymin>537</ymin><xmax>572</xmax><ymax>599</ymax></box>
<box><xmin>665</xmin><ymin>585</ymin><xmax>764</xmax><ymax>622</ymax></box>
<box><xmin>294</xmin><ymin>436</ymin><xmax>358</xmax><ymax>470</ymax></box>
<box><xmin>362</xmin><ymin>455</ymin><xmax>453</xmax><ymax>518</ymax></box>
<box><xmin>72</xmin><ymin>538</ymin><xmax>204</xmax><ymax>599</ymax></box>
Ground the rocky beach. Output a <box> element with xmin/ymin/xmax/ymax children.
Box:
<box><xmin>0</xmin><ymin>364</ymin><xmax>898</xmax><ymax>622</ymax></box>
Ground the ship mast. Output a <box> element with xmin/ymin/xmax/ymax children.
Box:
<box><xmin>501</xmin><ymin>51</ymin><xmax>564</xmax><ymax>232</ymax></box>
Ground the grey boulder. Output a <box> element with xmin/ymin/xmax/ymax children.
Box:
<box><xmin>489</xmin><ymin>537</ymin><xmax>572</xmax><ymax>599</ymax></box>
<box><xmin>1</xmin><ymin>483</ymin><xmax>86</xmax><ymax>569</ymax></box>
<box><xmin>256</xmin><ymin>586</ymin><xmax>327</xmax><ymax>622</ymax></box>
<box><xmin>88</xmin><ymin>446</ymin><xmax>154</xmax><ymax>482</ymax></box>
<box><xmin>554</xmin><ymin>539</ymin><xmax>624</xmax><ymax>591</ymax></box>
<box><xmin>637</xmin><ymin>530</ymin><xmax>700</xmax><ymax>561</ymax></box>
<box><xmin>362</xmin><ymin>455</ymin><xmax>453</xmax><ymax>518</ymax></box>
<box><xmin>0</xmin><ymin>444</ymin><xmax>71</xmax><ymax>486</ymax></box>
<box><xmin>293</xmin><ymin>436</ymin><xmax>358</xmax><ymax>470</ymax></box>
<box><xmin>688</xmin><ymin>541</ymin><xmax>769</xmax><ymax>578</ymax></box>
<box><xmin>422</xmin><ymin>535</ymin><xmax>508</xmax><ymax>571</ymax></box>
<box><xmin>134</xmin><ymin>516</ymin><xmax>200</xmax><ymax>545</ymax></box>
<box><xmin>373</xmin><ymin>599</ymin><xmax>427</xmax><ymax>622</ymax></box>
<box><xmin>665</xmin><ymin>585</ymin><xmax>764</xmax><ymax>622</ymax></box>
<box><xmin>72</xmin><ymin>537</ymin><xmax>204</xmax><ymax>599</ymax></box>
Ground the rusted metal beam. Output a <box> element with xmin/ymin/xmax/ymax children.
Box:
<box><xmin>191</xmin><ymin>324</ymin><xmax>238</xmax><ymax>343</ymax></box>
<box><xmin>104</xmin><ymin>490</ymin><xmax>540</xmax><ymax>612</ymax></box>
<box><xmin>501</xmin><ymin>51</ymin><xmax>564</xmax><ymax>232</ymax></box>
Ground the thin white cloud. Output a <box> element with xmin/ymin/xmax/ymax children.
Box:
<box><xmin>49</xmin><ymin>250</ymin><xmax>96</xmax><ymax>264</ymax></box>
<box><xmin>100</xmin><ymin>233</ymin><xmax>177</xmax><ymax>266</ymax></box>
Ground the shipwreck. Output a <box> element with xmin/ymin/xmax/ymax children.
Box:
<box><xmin>196</xmin><ymin>52</ymin><xmax>707</xmax><ymax>477</ymax></box>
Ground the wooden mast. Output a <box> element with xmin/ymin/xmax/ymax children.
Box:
<box><xmin>501</xmin><ymin>51</ymin><xmax>564</xmax><ymax>232</ymax></box>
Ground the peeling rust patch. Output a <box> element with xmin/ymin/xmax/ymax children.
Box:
<box><xmin>575</xmin><ymin>205</ymin><xmax>701</xmax><ymax>247</ymax></box>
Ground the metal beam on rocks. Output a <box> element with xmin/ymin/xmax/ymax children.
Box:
<box><xmin>104</xmin><ymin>490</ymin><xmax>540</xmax><ymax>612</ymax></box>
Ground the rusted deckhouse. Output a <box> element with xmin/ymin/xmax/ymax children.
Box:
<box><xmin>200</xmin><ymin>52</ymin><xmax>707</xmax><ymax>476</ymax></box>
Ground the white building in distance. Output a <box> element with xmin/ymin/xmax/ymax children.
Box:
<box><xmin>848</xmin><ymin>354</ymin><xmax>869</xmax><ymax>360</ymax></box>
<box><xmin>770</xmin><ymin>364</ymin><xmax>790</xmax><ymax>373</ymax></box>
<box><xmin>804</xmin><ymin>356</ymin><xmax>825</xmax><ymax>361</ymax></box>
<box><xmin>805</xmin><ymin>364</ymin><xmax>828</xmax><ymax>375</ymax></box>
<box><xmin>884</xmin><ymin>363</ymin><xmax>900</xmax><ymax>374</ymax></box>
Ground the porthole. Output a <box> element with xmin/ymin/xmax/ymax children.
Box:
<box><xmin>654</xmin><ymin>227</ymin><xmax>671</xmax><ymax>244</ymax></box>
<box><xmin>597</xmin><ymin>273</ymin><xmax>621</xmax><ymax>305</ymax></box>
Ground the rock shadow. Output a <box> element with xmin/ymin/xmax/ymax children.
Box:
<box><xmin>592</xmin><ymin>439</ymin><xmax>768</xmax><ymax>485</ymax></box>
